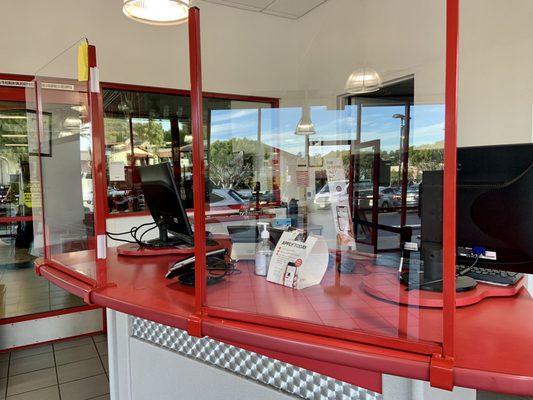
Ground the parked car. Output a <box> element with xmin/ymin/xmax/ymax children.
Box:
<box><xmin>378</xmin><ymin>186</ymin><xmax>400</xmax><ymax>211</ymax></box>
<box><xmin>314</xmin><ymin>182</ymin><xmax>404</xmax><ymax>212</ymax></box>
<box><xmin>390</xmin><ymin>185</ymin><xmax>420</xmax><ymax>209</ymax></box>
<box><xmin>313</xmin><ymin>181</ymin><xmax>348</xmax><ymax>209</ymax></box>
<box><xmin>209</xmin><ymin>188</ymin><xmax>247</xmax><ymax>208</ymax></box>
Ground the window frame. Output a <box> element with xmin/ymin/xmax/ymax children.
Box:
<box><xmin>100</xmin><ymin>81</ymin><xmax>279</xmax><ymax>218</ymax></box>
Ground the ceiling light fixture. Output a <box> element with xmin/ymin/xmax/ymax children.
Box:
<box><xmin>345</xmin><ymin>68</ymin><xmax>382</xmax><ymax>94</ymax></box>
<box><xmin>123</xmin><ymin>0</ymin><xmax>190</xmax><ymax>25</ymax></box>
<box><xmin>294</xmin><ymin>114</ymin><xmax>316</xmax><ymax>136</ymax></box>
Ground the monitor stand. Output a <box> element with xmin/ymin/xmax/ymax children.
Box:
<box><xmin>399</xmin><ymin>242</ymin><xmax>477</xmax><ymax>292</ymax></box>
<box><xmin>116</xmin><ymin>225</ymin><xmax>226</xmax><ymax>257</ymax></box>
<box><xmin>144</xmin><ymin>225</ymin><xmax>219</xmax><ymax>248</ymax></box>
<box><xmin>144</xmin><ymin>225</ymin><xmax>194</xmax><ymax>248</ymax></box>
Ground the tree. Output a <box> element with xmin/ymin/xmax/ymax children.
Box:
<box><xmin>209</xmin><ymin>139</ymin><xmax>255</xmax><ymax>189</ymax></box>
<box><xmin>133</xmin><ymin>119</ymin><xmax>166</xmax><ymax>148</ymax></box>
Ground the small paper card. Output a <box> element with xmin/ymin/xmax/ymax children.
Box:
<box><xmin>267</xmin><ymin>232</ymin><xmax>329</xmax><ymax>289</ymax></box>
<box><xmin>109</xmin><ymin>161</ymin><xmax>126</xmax><ymax>181</ymax></box>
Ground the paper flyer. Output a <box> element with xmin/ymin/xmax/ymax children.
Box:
<box><xmin>267</xmin><ymin>231</ymin><xmax>329</xmax><ymax>289</ymax></box>
<box><xmin>109</xmin><ymin>161</ymin><xmax>126</xmax><ymax>181</ymax></box>
<box><xmin>324</xmin><ymin>158</ymin><xmax>355</xmax><ymax>246</ymax></box>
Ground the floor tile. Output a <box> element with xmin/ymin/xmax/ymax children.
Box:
<box><xmin>6</xmin><ymin>368</ymin><xmax>57</xmax><ymax>397</ymax></box>
<box><xmin>0</xmin><ymin>360</ymin><xmax>8</xmax><ymax>378</ymax></box>
<box><xmin>87</xmin><ymin>395</ymin><xmax>109</xmax><ymax>400</ymax></box>
<box><xmin>92</xmin><ymin>335</ymin><xmax>106</xmax><ymax>344</ymax></box>
<box><xmin>0</xmin><ymin>353</ymin><xmax>9</xmax><ymax>361</ymax></box>
<box><xmin>53</xmin><ymin>337</ymin><xmax>93</xmax><ymax>352</ymax></box>
<box><xmin>54</xmin><ymin>344</ymin><xmax>97</xmax><ymax>366</ymax></box>
<box><xmin>1</xmin><ymin>378</ymin><xmax>6</xmax><ymax>400</ymax></box>
<box><xmin>6</xmin><ymin>385</ymin><xmax>59</xmax><ymax>400</ymax></box>
<box><xmin>95</xmin><ymin>342</ymin><xmax>107</xmax><ymax>356</ymax></box>
<box><xmin>11</xmin><ymin>345</ymin><xmax>52</xmax><ymax>360</ymax></box>
<box><xmin>59</xmin><ymin>374</ymin><xmax>109</xmax><ymax>400</ymax></box>
<box><xmin>100</xmin><ymin>355</ymin><xmax>108</xmax><ymax>373</ymax></box>
<box><xmin>9</xmin><ymin>352</ymin><xmax>55</xmax><ymax>376</ymax></box>
<box><xmin>57</xmin><ymin>358</ymin><xmax>103</xmax><ymax>384</ymax></box>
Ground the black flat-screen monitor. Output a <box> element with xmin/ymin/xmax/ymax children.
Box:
<box><xmin>138</xmin><ymin>162</ymin><xmax>194</xmax><ymax>247</ymax></box>
<box><xmin>456</xmin><ymin>143</ymin><xmax>532</xmax><ymax>272</ymax></box>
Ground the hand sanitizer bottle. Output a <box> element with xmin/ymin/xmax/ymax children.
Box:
<box><xmin>255</xmin><ymin>222</ymin><xmax>272</xmax><ymax>276</ymax></box>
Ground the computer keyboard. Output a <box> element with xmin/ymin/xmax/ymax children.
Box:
<box><xmin>456</xmin><ymin>265</ymin><xmax>523</xmax><ymax>285</ymax></box>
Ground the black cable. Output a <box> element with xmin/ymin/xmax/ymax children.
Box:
<box><xmin>138</xmin><ymin>224</ymin><xmax>158</xmax><ymax>243</ymax></box>
<box><xmin>405</xmin><ymin>255</ymin><xmax>480</xmax><ymax>291</ymax></box>
<box><xmin>106</xmin><ymin>221</ymin><xmax>157</xmax><ymax>245</ymax></box>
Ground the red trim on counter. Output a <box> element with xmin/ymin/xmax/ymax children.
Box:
<box><xmin>0</xmin><ymin>304</ymin><xmax>100</xmax><ymax>326</ymax></box>
<box><xmin>34</xmin><ymin>249</ymin><xmax>533</xmax><ymax>396</ymax></box>
<box><xmin>205</xmin><ymin>308</ymin><xmax>441</xmax><ymax>356</ymax></box>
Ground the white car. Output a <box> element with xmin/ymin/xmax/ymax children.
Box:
<box><xmin>209</xmin><ymin>188</ymin><xmax>247</xmax><ymax>208</ymax></box>
<box><xmin>313</xmin><ymin>181</ymin><xmax>348</xmax><ymax>209</ymax></box>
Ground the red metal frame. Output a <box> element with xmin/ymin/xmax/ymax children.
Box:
<box><xmin>431</xmin><ymin>0</ymin><xmax>460</xmax><ymax>390</ymax></box>
<box><xmin>0</xmin><ymin>304</ymin><xmax>100</xmax><ymax>326</ymax></box>
<box><xmin>184</xmin><ymin>1</ymin><xmax>461</xmax><ymax>388</ymax></box>
<box><xmin>100</xmin><ymin>81</ymin><xmax>279</xmax><ymax>105</ymax></box>
<box><xmin>188</xmin><ymin>6</ymin><xmax>207</xmax><ymax>337</ymax></box>
<box><xmin>99</xmin><ymin>82</ymin><xmax>279</xmax><ymax>218</ymax></box>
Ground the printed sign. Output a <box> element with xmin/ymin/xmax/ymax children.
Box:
<box><xmin>267</xmin><ymin>231</ymin><xmax>328</xmax><ymax>290</ymax></box>
<box><xmin>324</xmin><ymin>158</ymin><xmax>355</xmax><ymax>246</ymax></box>
<box><xmin>109</xmin><ymin>161</ymin><xmax>126</xmax><ymax>181</ymax></box>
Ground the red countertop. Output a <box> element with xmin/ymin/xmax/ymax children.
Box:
<box><xmin>35</xmin><ymin>248</ymin><xmax>533</xmax><ymax>396</ymax></box>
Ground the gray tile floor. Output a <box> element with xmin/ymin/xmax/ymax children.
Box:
<box><xmin>0</xmin><ymin>333</ymin><xmax>531</xmax><ymax>400</ymax></box>
<box><xmin>0</xmin><ymin>334</ymin><xmax>108</xmax><ymax>400</ymax></box>
<box><xmin>0</xmin><ymin>249</ymin><xmax>85</xmax><ymax>319</ymax></box>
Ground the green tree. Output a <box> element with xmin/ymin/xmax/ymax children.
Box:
<box><xmin>209</xmin><ymin>138</ymin><xmax>255</xmax><ymax>189</ymax></box>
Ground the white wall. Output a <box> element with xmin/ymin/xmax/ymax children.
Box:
<box><xmin>458</xmin><ymin>0</ymin><xmax>533</xmax><ymax>146</ymax></box>
<box><xmin>3</xmin><ymin>0</ymin><xmax>531</xmax><ymax>144</ymax></box>
<box><xmin>0</xmin><ymin>0</ymin><xmax>298</xmax><ymax>95</ymax></box>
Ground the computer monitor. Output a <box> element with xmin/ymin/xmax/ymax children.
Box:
<box><xmin>456</xmin><ymin>143</ymin><xmax>533</xmax><ymax>272</ymax></box>
<box><xmin>138</xmin><ymin>162</ymin><xmax>194</xmax><ymax>247</ymax></box>
<box><xmin>405</xmin><ymin>143</ymin><xmax>532</xmax><ymax>291</ymax></box>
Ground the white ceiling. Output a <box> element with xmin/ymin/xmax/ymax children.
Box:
<box><xmin>201</xmin><ymin>0</ymin><xmax>329</xmax><ymax>19</ymax></box>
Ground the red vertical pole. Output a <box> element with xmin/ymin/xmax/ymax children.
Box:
<box><xmin>442</xmin><ymin>0</ymin><xmax>459</xmax><ymax>360</ymax></box>
<box><xmin>188</xmin><ymin>6</ymin><xmax>206</xmax><ymax>337</ymax></box>
<box><xmin>88</xmin><ymin>45</ymin><xmax>109</xmax><ymax>287</ymax></box>
<box><xmin>33</xmin><ymin>80</ymin><xmax>50</xmax><ymax>260</ymax></box>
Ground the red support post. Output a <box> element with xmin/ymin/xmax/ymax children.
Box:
<box><xmin>188</xmin><ymin>6</ymin><xmax>206</xmax><ymax>337</ymax></box>
<box><xmin>34</xmin><ymin>79</ymin><xmax>50</xmax><ymax>260</ymax></box>
<box><xmin>88</xmin><ymin>45</ymin><xmax>110</xmax><ymax>287</ymax></box>
<box><xmin>433</xmin><ymin>0</ymin><xmax>460</xmax><ymax>390</ymax></box>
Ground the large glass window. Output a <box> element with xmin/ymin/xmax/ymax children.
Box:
<box><xmin>103</xmin><ymin>88</ymin><xmax>274</xmax><ymax>214</ymax></box>
<box><xmin>0</xmin><ymin>89</ymin><xmax>84</xmax><ymax>319</ymax></box>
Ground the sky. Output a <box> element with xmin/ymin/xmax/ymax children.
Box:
<box><xmin>209</xmin><ymin>104</ymin><xmax>445</xmax><ymax>156</ymax></box>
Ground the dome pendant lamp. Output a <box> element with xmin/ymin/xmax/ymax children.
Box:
<box><xmin>123</xmin><ymin>0</ymin><xmax>190</xmax><ymax>26</ymax></box>
<box><xmin>345</xmin><ymin>68</ymin><xmax>382</xmax><ymax>94</ymax></box>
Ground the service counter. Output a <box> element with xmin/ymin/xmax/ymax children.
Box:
<box><xmin>34</xmin><ymin>248</ymin><xmax>533</xmax><ymax>399</ymax></box>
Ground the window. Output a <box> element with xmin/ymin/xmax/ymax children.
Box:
<box><xmin>103</xmin><ymin>86</ymin><xmax>276</xmax><ymax>215</ymax></box>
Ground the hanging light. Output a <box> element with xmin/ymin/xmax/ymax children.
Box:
<box><xmin>123</xmin><ymin>0</ymin><xmax>190</xmax><ymax>26</ymax></box>
<box><xmin>294</xmin><ymin>112</ymin><xmax>316</xmax><ymax>136</ymax></box>
<box><xmin>344</xmin><ymin>68</ymin><xmax>382</xmax><ymax>94</ymax></box>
